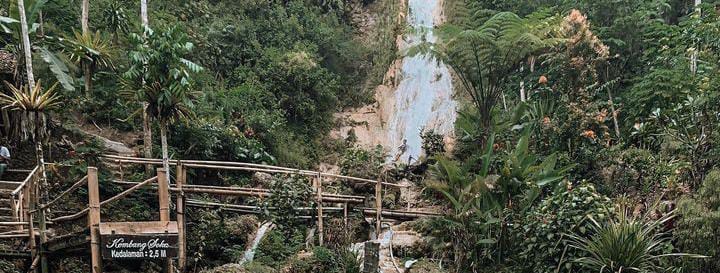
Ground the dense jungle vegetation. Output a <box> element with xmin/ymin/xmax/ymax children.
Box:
<box><xmin>0</xmin><ymin>0</ymin><xmax>720</xmax><ymax>272</ymax></box>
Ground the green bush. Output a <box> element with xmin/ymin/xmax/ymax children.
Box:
<box><xmin>260</xmin><ymin>175</ymin><xmax>315</xmax><ymax>233</ymax></box>
<box><xmin>255</xmin><ymin>229</ymin><xmax>305</xmax><ymax>268</ymax></box>
<box><xmin>597</xmin><ymin>147</ymin><xmax>671</xmax><ymax>196</ymax></box>
<box><xmin>285</xmin><ymin>247</ymin><xmax>358</xmax><ymax>273</ymax></box>
<box><xmin>187</xmin><ymin>210</ymin><xmax>257</xmax><ymax>267</ymax></box>
<box><xmin>244</xmin><ymin>262</ymin><xmax>278</xmax><ymax>273</ymax></box>
<box><xmin>516</xmin><ymin>182</ymin><xmax>611</xmax><ymax>273</ymax></box>
<box><xmin>675</xmin><ymin>169</ymin><xmax>720</xmax><ymax>272</ymax></box>
<box><xmin>339</xmin><ymin>146</ymin><xmax>385</xmax><ymax>190</ymax></box>
<box><xmin>421</xmin><ymin>130</ymin><xmax>445</xmax><ymax>157</ymax></box>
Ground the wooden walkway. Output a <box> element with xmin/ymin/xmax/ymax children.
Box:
<box><xmin>0</xmin><ymin>155</ymin><xmax>442</xmax><ymax>272</ymax></box>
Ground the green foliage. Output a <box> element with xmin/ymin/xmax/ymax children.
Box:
<box><xmin>284</xmin><ymin>247</ymin><xmax>358</xmax><ymax>273</ymax></box>
<box><xmin>421</xmin><ymin>129</ymin><xmax>445</xmax><ymax>157</ymax></box>
<box><xmin>255</xmin><ymin>229</ymin><xmax>305</xmax><ymax>268</ymax></box>
<box><xmin>517</xmin><ymin>182</ymin><xmax>611</xmax><ymax>273</ymax></box>
<box><xmin>675</xmin><ymin>169</ymin><xmax>720</xmax><ymax>272</ymax></box>
<box><xmin>169</xmin><ymin>120</ymin><xmax>275</xmax><ymax>164</ymax></box>
<box><xmin>123</xmin><ymin>26</ymin><xmax>203</xmax><ymax>124</ymax></box>
<box><xmin>339</xmin><ymin>145</ymin><xmax>385</xmax><ymax>181</ymax></box>
<box><xmin>567</xmin><ymin>206</ymin><xmax>703</xmax><ymax>273</ymax></box>
<box><xmin>411</xmin><ymin>8</ymin><xmax>562</xmax><ymax>137</ymax></box>
<box><xmin>260</xmin><ymin>175</ymin><xmax>315</xmax><ymax>233</ymax></box>
<box><xmin>101</xmin><ymin>1</ymin><xmax>131</xmax><ymax>41</ymax></box>
<box><xmin>187</xmin><ymin>211</ymin><xmax>256</xmax><ymax>267</ymax></box>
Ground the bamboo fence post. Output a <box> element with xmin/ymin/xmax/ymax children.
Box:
<box><xmin>156</xmin><ymin>168</ymin><xmax>173</xmax><ymax>273</ymax></box>
<box><xmin>176</xmin><ymin>164</ymin><xmax>187</xmax><ymax>272</ymax></box>
<box><xmin>88</xmin><ymin>167</ymin><xmax>102</xmax><ymax>273</ymax></box>
<box><xmin>375</xmin><ymin>178</ymin><xmax>382</xmax><ymax>235</ymax></box>
<box><xmin>37</xmin><ymin>166</ymin><xmax>48</xmax><ymax>273</ymax></box>
<box><xmin>24</xmin><ymin>176</ymin><xmax>37</xmax><ymax>271</ymax></box>
<box><xmin>315</xmin><ymin>172</ymin><xmax>323</xmax><ymax>246</ymax></box>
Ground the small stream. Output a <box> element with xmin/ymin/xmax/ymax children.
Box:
<box><xmin>239</xmin><ymin>222</ymin><xmax>274</xmax><ymax>265</ymax></box>
<box><xmin>386</xmin><ymin>0</ymin><xmax>457</xmax><ymax>163</ymax></box>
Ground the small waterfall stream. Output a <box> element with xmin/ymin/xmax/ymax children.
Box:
<box><xmin>239</xmin><ymin>222</ymin><xmax>274</xmax><ymax>265</ymax></box>
<box><xmin>386</xmin><ymin>0</ymin><xmax>457</xmax><ymax>163</ymax></box>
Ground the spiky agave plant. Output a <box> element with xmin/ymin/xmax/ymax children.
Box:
<box><xmin>1</xmin><ymin>80</ymin><xmax>62</xmax><ymax>141</ymax></box>
<box><xmin>566</xmin><ymin>205</ymin><xmax>705</xmax><ymax>273</ymax></box>
<box><xmin>0</xmin><ymin>80</ymin><xmax>62</xmax><ymax>210</ymax></box>
<box><xmin>63</xmin><ymin>30</ymin><xmax>115</xmax><ymax>94</ymax></box>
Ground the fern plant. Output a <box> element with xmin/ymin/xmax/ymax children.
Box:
<box><xmin>409</xmin><ymin>8</ymin><xmax>562</xmax><ymax>142</ymax></box>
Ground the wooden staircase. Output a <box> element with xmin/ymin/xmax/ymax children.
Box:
<box><xmin>0</xmin><ymin>167</ymin><xmax>39</xmax><ymax>258</ymax></box>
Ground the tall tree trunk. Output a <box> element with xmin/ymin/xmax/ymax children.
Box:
<box><xmin>690</xmin><ymin>0</ymin><xmax>701</xmax><ymax>74</ymax></box>
<box><xmin>17</xmin><ymin>0</ymin><xmax>35</xmax><ymax>90</ymax></box>
<box><xmin>519</xmin><ymin>65</ymin><xmax>526</xmax><ymax>102</ymax></box>
<box><xmin>141</xmin><ymin>0</ymin><xmax>153</xmax><ymax>176</ymax></box>
<box><xmin>84</xmin><ymin>63</ymin><xmax>92</xmax><ymax>94</ymax></box>
<box><xmin>160</xmin><ymin>122</ymin><xmax>170</xmax><ymax>185</ymax></box>
<box><xmin>81</xmin><ymin>0</ymin><xmax>89</xmax><ymax>35</ymax></box>
<box><xmin>33</xmin><ymin>112</ymin><xmax>49</xmax><ymax>273</ymax></box>
<box><xmin>141</xmin><ymin>0</ymin><xmax>148</xmax><ymax>27</ymax></box>
<box><xmin>38</xmin><ymin>11</ymin><xmax>44</xmax><ymax>37</ymax></box>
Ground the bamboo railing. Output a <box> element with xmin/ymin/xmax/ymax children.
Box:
<box><xmin>101</xmin><ymin>154</ymin><xmax>404</xmax><ymax>187</ymax></box>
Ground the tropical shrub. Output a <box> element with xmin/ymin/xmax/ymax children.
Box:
<box><xmin>517</xmin><ymin>182</ymin><xmax>611</xmax><ymax>273</ymax></box>
<box><xmin>255</xmin><ymin>229</ymin><xmax>305</xmax><ymax>268</ymax></box>
<box><xmin>567</xmin><ymin>206</ymin><xmax>702</xmax><ymax>273</ymax></box>
<box><xmin>339</xmin><ymin>145</ymin><xmax>385</xmax><ymax>189</ymax></box>
<box><xmin>259</xmin><ymin>175</ymin><xmax>315</xmax><ymax>233</ymax></box>
<box><xmin>421</xmin><ymin>129</ymin><xmax>445</xmax><ymax>157</ymax></box>
<box><xmin>284</xmin><ymin>246</ymin><xmax>358</xmax><ymax>273</ymax></box>
<box><xmin>675</xmin><ymin>169</ymin><xmax>720</xmax><ymax>272</ymax></box>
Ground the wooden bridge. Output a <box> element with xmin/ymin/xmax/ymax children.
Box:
<box><xmin>0</xmin><ymin>155</ymin><xmax>441</xmax><ymax>273</ymax></box>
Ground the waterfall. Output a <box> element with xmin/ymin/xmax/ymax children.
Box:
<box><xmin>386</xmin><ymin>0</ymin><xmax>457</xmax><ymax>164</ymax></box>
<box><xmin>239</xmin><ymin>222</ymin><xmax>274</xmax><ymax>265</ymax></box>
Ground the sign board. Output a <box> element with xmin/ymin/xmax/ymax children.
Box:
<box><xmin>100</xmin><ymin>221</ymin><xmax>178</xmax><ymax>260</ymax></box>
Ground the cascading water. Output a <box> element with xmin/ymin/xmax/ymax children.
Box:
<box><xmin>386</xmin><ymin>0</ymin><xmax>457</xmax><ymax>164</ymax></box>
<box><xmin>239</xmin><ymin>222</ymin><xmax>274</xmax><ymax>265</ymax></box>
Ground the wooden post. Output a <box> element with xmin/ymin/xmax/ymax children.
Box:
<box><xmin>375</xmin><ymin>179</ymin><xmax>382</xmax><ymax>236</ymax></box>
<box><xmin>315</xmin><ymin>172</ymin><xmax>323</xmax><ymax>246</ymax></box>
<box><xmin>88</xmin><ymin>167</ymin><xmax>102</xmax><ymax>273</ymax></box>
<box><xmin>156</xmin><ymin>168</ymin><xmax>172</xmax><ymax>273</ymax></box>
<box><xmin>24</xmin><ymin>176</ymin><xmax>37</xmax><ymax>272</ymax></box>
<box><xmin>157</xmin><ymin>168</ymin><xmax>170</xmax><ymax>222</ymax></box>
<box><xmin>176</xmin><ymin>164</ymin><xmax>187</xmax><ymax>272</ymax></box>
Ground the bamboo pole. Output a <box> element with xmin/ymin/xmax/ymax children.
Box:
<box><xmin>88</xmin><ymin>167</ymin><xmax>102</xmax><ymax>273</ymax></box>
<box><xmin>343</xmin><ymin>202</ymin><xmax>348</xmax><ymax>229</ymax></box>
<box><xmin>101</xmin><ymin>155</ymin><xmax>405</xmax><ymax>187</ymax></box>
<box><xmin>176</xmin><ymin>164</ymin><xmax>187</xmax><ymax>272</ymax></box>
<box><xmin>315</xmin><ymin>172</ymin><xmax>323</xmax><ymax>246</ymax></box>
<box><xmin>23</xmin><ymin>179</ymin><xmax>36</xmax><ymax>262</ymax></box>
<box><xmin>375</xmin><ymin>178</ymin><xmax>382</xmax><ymax>235</ymax></box>
<box><xmin>156</xmin><ymin>168</ymin><xmax>173</xmax><ymax>273</ymax></box>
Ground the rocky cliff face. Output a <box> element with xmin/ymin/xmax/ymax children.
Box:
<box><xmin>333</xmin><ymin>0</ymin><xmax>457</xmax><ymax>164</ymax></box>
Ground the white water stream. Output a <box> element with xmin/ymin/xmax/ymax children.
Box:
<box><xmin>239</xmin><ymin>222</ymin><xmax>274</xmax><ymax>265</ymax></box>
<box><xmin>386</xmin><ymin>0</ymin><xmax>457</xmax><ymax>163</ymax></box>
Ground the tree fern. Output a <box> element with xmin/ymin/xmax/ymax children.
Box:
<box><xmin>409</xmin><ymin>4</ymin><xmax>562</xmax><ymax>140</ymax></box>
